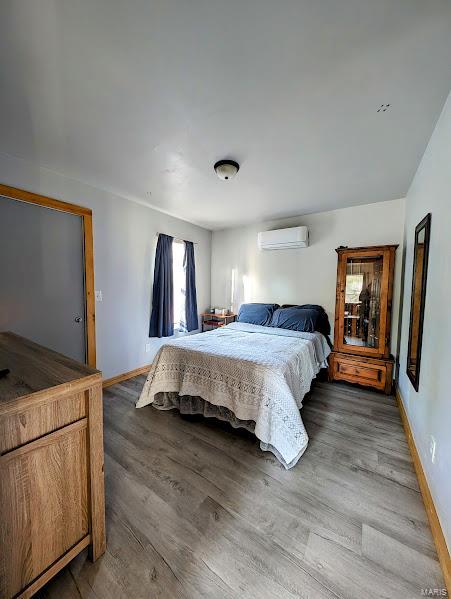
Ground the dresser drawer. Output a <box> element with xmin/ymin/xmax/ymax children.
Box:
<box><xmin>331</xmin><ymin>355</ymin><xmax>387</xmax><ymax>391</ymax></box>
<box><xmin>0</xmin><ymin>391</ymin><xmax>86</xmax><ymax>455</ymax></box>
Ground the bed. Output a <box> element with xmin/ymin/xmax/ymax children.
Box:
<box><xmin>136</xmin><ymin>305</ymin><xmax>331</xmax><ymax>469</ymax></box>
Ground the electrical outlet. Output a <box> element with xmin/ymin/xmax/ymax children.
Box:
<box><xmin>145</xmin><ymin>343</ymin><xmax>151</xmax><ymax>353</ymax></box>
<box><xmin>430</xmin><ymin>436</ymin><xmax>436</xmax><ymax>464</ymax></box>
<box><xmin>95</xmin><ymin>290</ymin><xmax>103</xmax><ymax>302</ymax></box>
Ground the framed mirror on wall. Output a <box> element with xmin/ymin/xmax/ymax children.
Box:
<box><xmin>407</xmin><ymin>213</ymin><xmax>431</xmax><ymax>391</ymax></box>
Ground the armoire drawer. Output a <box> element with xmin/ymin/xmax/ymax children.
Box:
<box><xmin>337</xmin><ymin>360</ymin><xmax>384</xmax><ymax>383</ymax></box>
<box><xmin>330</xmin><ymin>354</ymin><xmax>388</xmax><ymax>392</ymax></box>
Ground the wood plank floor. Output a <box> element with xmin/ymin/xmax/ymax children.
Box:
<box><xmin>38</xmin><ymin>378</ymin><xmax>445</xmax><ymax>599</ymax></box>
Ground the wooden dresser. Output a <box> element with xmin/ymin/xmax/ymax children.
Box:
<box><xmin>0</xmin><ymin>332</ymin><xmax>106</xmax><ymax>598</ymax></box>
<box><xmin>329</xmin><ymin>245</ymin><xmax>397</xmax><ymax>394</ymax></box>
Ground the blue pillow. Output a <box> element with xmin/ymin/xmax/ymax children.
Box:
<box><xmin>281</xmin><ymin>304</ymin><xmax>330</xmax><ymax>335</ymax></box>
<box><xmin>270</xmin><ymin>306</ymin><xmax>319</xmax><ymax>332</ymax></box>
<box><xmin>237</xmin><ymin>303</ymin><xmax>279</xmax><ymax>326</ymax></box>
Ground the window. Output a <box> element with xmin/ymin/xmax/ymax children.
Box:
<box><xmin>149</xmin><ymin>234</ymin><xmax>198</xmax><ymax>338</ymax></box>
<box><xmin>172</xmin><ymin>240</ymin><xmax>186</xmax><ymax>330</ymax></box>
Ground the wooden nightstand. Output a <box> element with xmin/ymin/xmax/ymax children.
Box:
<box><xmin>201</xmin><ymin>313</ymin><xmax>236</xmax><ymax>332</ymax></box>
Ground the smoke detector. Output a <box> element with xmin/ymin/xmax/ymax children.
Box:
<box><xmin>214</xmin><ymin>160</ymin><xmax>240</xmax><ymax>181</ymax></box>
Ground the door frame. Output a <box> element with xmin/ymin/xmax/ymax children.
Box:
<box><xmin>0</xmin><ymin>183</ymin><xmax>96</xmax><ymax>367</ymax></box>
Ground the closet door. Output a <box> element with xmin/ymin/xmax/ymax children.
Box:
<box><xmin>0</xmin><ymin>196</ymin><xmax>86</xmax><ymax>362</ymax></box>
<box><xmin>335</xmin><ymin>248</ymin><xmax>391</xmax><ymax>359</ymax></box>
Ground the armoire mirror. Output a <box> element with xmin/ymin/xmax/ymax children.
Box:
<box><xmin>407</xmin><ymin>213</ymin><xmax>431</xmax><ymax>391</ymax></box>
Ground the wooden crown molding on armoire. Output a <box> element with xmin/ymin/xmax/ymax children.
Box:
<box><xmin>329</xmin><ymin>244</ymin><xmax>398</xmax><ymax>394</ymax></box>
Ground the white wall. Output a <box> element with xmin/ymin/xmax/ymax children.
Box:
<box><xmin>0</xmin><ymin>152</ymin><xmax>212</xmax><ymax>379</ymax></box>
<box><xmin>398</xmin><ymin>91</ymin><xmax>451</xmax><ymax>552</ymax></box>
<box><xmin>211</xmin><ymin>198</ymin><xmax>405</xmax><ymax>354</ymax></box>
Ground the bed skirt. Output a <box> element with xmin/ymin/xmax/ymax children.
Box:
<box><xmin>153</xmin><ymin>391</ymin><xmax>256</xmax><ymax>430</ymax></box>
<box><xmin>152</xmin><ymin>391</ymin><xmax>306</xmax><ymax>468</ymax></box>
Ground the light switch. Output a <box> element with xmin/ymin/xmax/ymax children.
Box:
<box><xmin>95</xmin><ymin>290</ymin><xmax>103</xmax><ymax>302</ymax></box>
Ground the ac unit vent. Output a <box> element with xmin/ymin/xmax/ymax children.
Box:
<box><xmin>258</xmin><ymin>226</ymin><xmax>309</xmax><ymax>250</ymax></box>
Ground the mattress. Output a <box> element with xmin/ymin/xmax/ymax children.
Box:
<box><xmin>136</xmin><ymin>322</ymin><xmax>330</xmax><ymax>468</ymax></box>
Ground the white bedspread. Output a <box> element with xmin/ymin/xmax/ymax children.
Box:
<box><xmin>136</xmin><ymin>322</ymin><xmax>331</xmax><ymax>468</ymax></box>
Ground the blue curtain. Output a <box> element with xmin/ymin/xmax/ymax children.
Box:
<box><xmin>149</xmin><ymin>234</ymin><xmax>174</xmax><ymax>337</ymax></box>
<box><xmin>184</xmin><ymin>241</ymin><xmax>198</xmax><ymax>332</ymax></box>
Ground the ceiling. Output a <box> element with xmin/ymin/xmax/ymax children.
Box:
<box><xmin>1</xmin><ymin>1</ymin><xmax>450</xmax><ymax>230</ymax></box>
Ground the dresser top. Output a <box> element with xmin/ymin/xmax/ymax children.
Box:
<box><xmin>0</xmin><ymin>332</ymin><xmax>100</xmax><ymax>406</ymax></box>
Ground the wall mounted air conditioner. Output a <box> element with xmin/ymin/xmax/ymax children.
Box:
<box><xmin>257</xmin><ymin>226</ymin><xmax>309</xmax><ymax>250</ymax></box>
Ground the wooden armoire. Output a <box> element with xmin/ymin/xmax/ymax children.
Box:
<box><xmin>329</xmin><ymin>245</ymin><xmax>398</xmax><ymax>394</ymax></box>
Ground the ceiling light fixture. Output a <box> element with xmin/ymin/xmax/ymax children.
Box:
<box><xmin>214</xmin><ymin>159</ymin><xmax>240</xmax><ymax>181</ymax></box>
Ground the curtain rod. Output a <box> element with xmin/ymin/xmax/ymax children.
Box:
<box><xmin>155</xmin><ymin>233</ymin><xmax>198</xmax><ymax>245</ymax></box>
